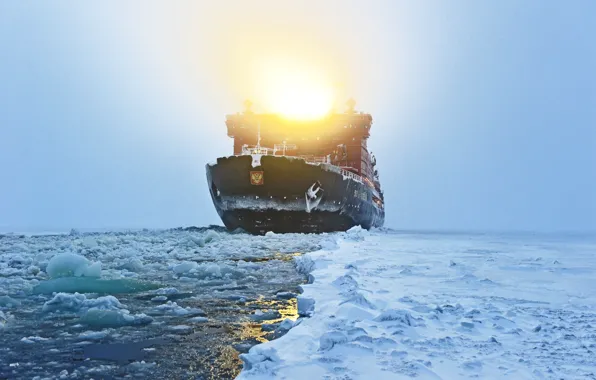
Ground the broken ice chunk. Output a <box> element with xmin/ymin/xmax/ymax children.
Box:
<box><xmin>32</xmin><ymin>277</ymin><xmax>161</xmax><ymax>295</ymax></box>
<box><xmin>46</xmin><ymin>253</ymin><xmax>101</xmax><ymax>279</ymax></box>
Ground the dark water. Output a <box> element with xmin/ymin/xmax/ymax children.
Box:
<box><xmin>0</xmin><ymin>228</ymin><xmax>321</xmax><ymax>380</ymax></box>
<box><xmin>1</xmin><ymin>266</ymin><xmax>304</xmax><ymax>379</ymax></box>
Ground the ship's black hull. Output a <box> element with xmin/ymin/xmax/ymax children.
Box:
<box><xmin>206</xmin><ymin>155</ymin><xmax>385</xmax><ymax>234</ymax></box>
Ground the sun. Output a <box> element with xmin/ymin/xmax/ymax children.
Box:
<box><xmin>255</xmin><ymin>59</ymin><xmax>336</xmax><ymax>120</ymax></box>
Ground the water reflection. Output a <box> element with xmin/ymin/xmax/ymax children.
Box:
<box><xmin>239</xmin><ymin>297</ymin><xmax>298</xmax><ymax>343</ymax></box>
<box><xmin>200</xmin><ymin>296</ymin><xmax>299</xmax><ymax>379</ymax></box>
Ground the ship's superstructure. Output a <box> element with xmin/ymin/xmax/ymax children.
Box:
<box><xmin>206</xmin><ymin>100</ymin><xmax>385</xmax><ymax>234</ymax></box>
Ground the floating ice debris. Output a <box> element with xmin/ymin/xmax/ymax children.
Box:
<box><xmin>275</xmin><ymin>291</ymin><xmax>296</xmax><ymax>300</ymax></box>
<box><xmin>152</xmin><ymin>287</ymin><xmax>180</xmax><ymax>295</ymax></box>
<box><xmin>78</xmin><ymin>236</ymin><xmax>99</xmax><ymax>249</ymax></box>
<box><xmin>343</xmin><ymin>225</ymin><xmax>369</xmax><ymax>241</ymax></box>
<box><xmin>239</xmin><ymin>346</ymin><xmax>281</xmax><ymax>371</ymax></box>
<box><xmin>277</xmin><ymin>318</ymin><xmax>295</xmax><ymax>331</ymax></box>
<box><xmin>294</xmin><ymin>256</ymin><xmax>315</xmax><ymax>275</ymax></box>
<box><xmin>250</xmin><ymin>309</ymin><xmax>281</xmax><ymax>321</ymax></box>
<box><xmin>169</xmin><ymin>325</ymin><xmax>192</xmax><ymax>331</ymax></box>
<box><xmin>188</xmin><ymin>316</ymin><xmax>208</xmax><ymax>323</ymax></box>
<box><xmin>118</xmin><ymin>258</ymin><xmax>144</xmax><ymax>273</ymax></box>
<box><xmin>78</xmin><ymin>330</ymin><xmax>111</xmax><ymax>341</ymax></box>
<box><xmin>261</xmin><ymin>323</ymin><xmax>279</xmax><ymax>332</ymax></box>
<box><xmin>81</xmin><ymin>308</ymin><xmax>153</xmax><ymax>328</ymax></box>
<box><xmin>203</xmin><ymin>229</ymin><xmax>220</xmax><ymax>244</ymax></box>
<box><xmin>0</xmin><ymin>295</ymin><xmax>21</xmax><ymax>308</ymax></box>
<box><xmin>32</xmin><ymin>277</ymin><xmax>161</xmax><ymax>295</ymax></box>
<box><xmin>297</xmin><ymin>296</ymin><xmax>315</xmax><ymax>317</ymax></box>
<box><xmin>20</xmin><ymin>336</ymin><xmax>49</xmax><ymax>344</ymax></box>
<box><xmin>172</xmin><ymin>261</ymin><xmax>198</xmax><ymax>274</ymax></box>
<box><xmin>126</xmin><ymin>361</ymin><xmax>157</xmax><ymax>371</ymax></box>
<box><xmin>46</xmin><ymin>253</ymin><xmax>101</xmax><ymax>279</ymax></box>
<box><xmin>1</xmin><ymin>310</ymin><xmax>11</xmax><ymax>329</ymax></box>
<box><xmin>42</xmin><ymin>293</ymin><xmax>123</xmax><ymax>313</ymax></box>
<box><xmin>153</xmin><ymin>301</ymin><xmax>205</xmax><ymax>316</ymax></box>
<box><xmin>234</xmin><ymin>342</ymin><xmax>254</xmax><ymax>354</ymax></box>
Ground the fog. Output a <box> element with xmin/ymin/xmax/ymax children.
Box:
<box><xmin>1</xmin><ymin>1</ymin><xmax>594</xmax><ymax>232</ymax></box>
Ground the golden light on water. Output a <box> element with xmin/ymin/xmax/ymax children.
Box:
<box><xmin>254</xmin><ymin>58</ymin><xmax>336</xmax><ymax>120</ymax></box>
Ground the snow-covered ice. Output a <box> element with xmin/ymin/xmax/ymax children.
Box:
<box><xmin>238</xmin><ymin>229</ymin><xmax>596</xmax><ymax>379</ymax></box>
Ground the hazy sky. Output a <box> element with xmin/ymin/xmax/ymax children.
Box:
<box><xmin>1</xmin><ymin>1</ymin><xmax>594</xmax><ymax>232</ymax></box>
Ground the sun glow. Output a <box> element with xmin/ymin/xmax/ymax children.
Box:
<box><xmin>255</xmin><ymin>60</ymin><xmax>336</xmax><ymax>120</ymax></box>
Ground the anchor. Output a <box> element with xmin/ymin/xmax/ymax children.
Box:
<box><xmin>305</xmin><ymin>181</ymin><xmax>324</xmax><ymax>213</ymax></box>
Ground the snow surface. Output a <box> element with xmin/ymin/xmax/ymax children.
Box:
<box><xmin>238</xmin><ymin>228</ymin><xmax>596</xmax><ymax>379</ymax></box>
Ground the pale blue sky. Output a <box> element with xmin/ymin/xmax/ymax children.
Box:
<box><xmin>1</xmin><ymin>1</ymin><xmax>594</xmax><ymax>232</ymax></box>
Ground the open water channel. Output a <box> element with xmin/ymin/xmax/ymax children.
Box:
<box><xmin>0</xmin><ymin>227</ymin><xmax>331</xmax><ymax>379</ymax></box>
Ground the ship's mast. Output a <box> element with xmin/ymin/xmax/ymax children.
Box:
<box><xmin>256</xmin><ymin>121</ymin><xmax>261</xmax><ymax>153</ymax></box>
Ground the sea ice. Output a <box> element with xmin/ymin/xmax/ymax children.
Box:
<box><xmin>250</xmin><ymin>309</ymin><xmax>281</xmax><ymax>321</ymax></box>
<box><xmin>32</xmin><ymin>277</ymin><xmax>161</xmax><ymax>294</ymax></box>
<box><xmin>172</xmin><ymin>261</ymin><xmax>198</xmax><ymax>274</ymax></box>
<box><xmin>240</xmin><ymin>346</ymin><xmax>280</xmax><ymax>372</ymax></box>
<box><xmin>277</xmin><ymin>318</ymin><xmax>294</xmax><ymax>331</ymax></box>
<box><xmin>238</xmin><ymin>231</ymin><xmax>596</xmax><ymax>379</ymax></box>
<box><xmin>20</xmin><ymin>336</ymin><xmax>49</xmax><ymax>344</ymax></box>
<box><xmin>0</xmin><ymin>295</ymin><xmax>21</xmax><ymax>308</ymax></box>
<box><xmin>41</xmin><ymin>292</ymin><xmax>153</xmax><ymax>328</ymax></box>
<box><xmin>153</xmin><ymin>301</ymin><xmax>205</xmax><ymax>316</ymax></box>
<box><xmin>45</xmin><ymin>253</ymin><xmax>101</xmax><ymax>278</ymax></box>
<box><xmin>188</xmin><ymin>316</ymin><xmax>208</xmax><ymax>323</ymax></box>
<box><xmin>81</xmin><ymin>308</ymin><xmax>153</xmax><ymax>328</ymax></box>
<box><xmin>297</xmin><ymin>296</ymin><xmax>315</xmax><ymax>317</ymax></box>
<box><xmin>319</xmin><ymin>331</ymin><xmax>348</xmax><ymax>351</ymax></box>
<box><xmin>0</xmin><ymin>310</ymin><xmax>10</xmax><ymax>328</ymax></box>
<box><xmin>293</xmin><ymin>255</ymin><xmax>315</xmax><ymax>276</ymax></box>
<box><xmin>152</xmin><ymin>287</ymin><xmax>180</xmax><ymax>295</ymax></box>
<box><xmin>117</xmin><ymin>258</ymin><xmax>144</xmax><ymax>272</ymax></box>
<box><xmin>374</xmin><ymin>309</ymin><xmax>413</xmax><ymax>325</ymax></box>
<box><xmin>78</xmin><ymin>330</ymin><xmax>111</xmax><ymax>341</ymax></box>
<box><xmin>42</xmin><ymin>292</ymin><xmax>123</xmax><ymax>313</ymax></box>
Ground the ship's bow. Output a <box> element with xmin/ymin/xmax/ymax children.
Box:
<box><xmin>206</xmin><ymin>155</ymin><xmax>366</xmax><ymax>234</ymax></box>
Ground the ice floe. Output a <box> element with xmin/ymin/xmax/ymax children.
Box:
<box><xmin>238</xmin><ymin>230</ymin><xmax>596</xmax><ymax>379</ymax></box>
<box><xmin>46</xmin><ymin>253</ymin><xmax>101</xmax><ymax>278</ymax></box>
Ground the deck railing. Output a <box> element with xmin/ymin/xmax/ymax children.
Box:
<box><xmin>298</xmin><ymin>155</ymin><xmax>331</xmax><ymax>164</ymax></box>
<box><xmin>338</xmin><ymin>168</ymin><xmax>363</xmax><ymax>183</ymax></box>
<box><xmin>239</xmin><ymin>144</ymin><xmax>374</xmax><ymax>186</ymax></box>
